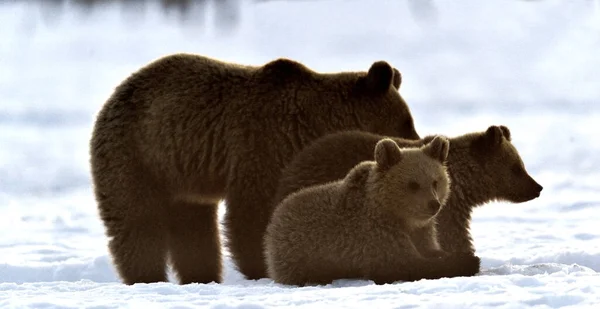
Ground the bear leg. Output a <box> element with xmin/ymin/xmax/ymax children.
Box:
<box><xmin>410</xmin><ymin>222</ymin><xmax>448</xmax><ymax>258</ymax></box>
<box><xmin>224</xmin><ymin>186</ymin><xmax>273</xmax><ymax>280</ymax></box>
<box><xmin>108</xmin><ymin>223</ymin><xmax>169</xmax><ymax>284</ymax></box>
<box><xmin>95</xmin><ymin>156</ymin><xmax>171</xmax><ymax>285</ymax></box>
<box><xmin>369</xmin><ymin>241</ymin><xmax>480</xmax><ymax>283</ymax></box>
<box><xmin>101</xmin><ymin>196</ymin><xmax>170</xmax><ymax>285</ymax></box>
<box><xmin>435</xmin><ymin>205</ymin><xmax>475</xmax><ymax>254</ymax></box>
<box><xmin>167</xmin><ymin>201</ymin><xmax>222</xmax><ymax>284</ymax></box>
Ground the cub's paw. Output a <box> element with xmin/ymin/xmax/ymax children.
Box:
<box><xmin>441</xmin><ymin>253</ymin><xmax>480</xmax><ymax>278</ymax></box>
<box><xmin>451</xmin><ymin>253</ymin><xmax>481</xmax><ymax>277</ymax></box>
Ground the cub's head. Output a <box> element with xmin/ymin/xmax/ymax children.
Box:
<box><xmin>467</xmin><ymin>125</ymin><xmax>543</xmax><ymax>203</ymax></box>
<box><xmin>351</xmin><ymin>61</ymin><xmax>420</xmax><ymax>140</ymax></box>
<box><xmin>367</xmin><ymin>136</ymin><xmax>451</xmax><ymax>226</ymax></box>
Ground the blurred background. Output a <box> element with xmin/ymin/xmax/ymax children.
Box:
<box><xmin>2</xmin><ymin>0</ymin><xmax>599</xmax><ymax>198</ymax></box>
<box><xmin>1</xmin><ymin>0</ymin><xmax>600</xmax><ymax>272</ymax></box>
<box><xmin>2</xmin><ymin>0</ymin><xmax>600</xmax><ymax>202</ymax></box>
<box><xmin>5</xmin><ymin>0</ymin><xmax>245</xmax><ymax>35</ymax></box>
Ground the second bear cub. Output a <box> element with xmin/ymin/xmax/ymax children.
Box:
<box><xmin>264</xmin><ymin>137</ymin><xmax>480</xmax><ymax>286</ymax></box>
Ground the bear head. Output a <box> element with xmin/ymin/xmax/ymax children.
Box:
<box><xmin>352</xmin><ymin>61</ymin><xmax>420</xmax><ymax>140</ymax></box>
<box><xmin>467</xmin><ymin>125</ymin><xmax>543</xmax><ymax>203</ymax></box>
<box><xmin>366</xmin><ymin>136</ymin><xmax>451</xmax><ymax>227</ymax></box>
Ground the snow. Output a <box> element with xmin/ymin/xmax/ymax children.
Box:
<box><xmin>1</xmin><ymin>0</ymin><xmax>600</xmax><ymax>307</ymax></box>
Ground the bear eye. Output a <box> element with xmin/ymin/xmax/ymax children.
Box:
<box><xmin>432</xmin><ymin>180</ymin><xmax>438</xmax><ymax>189</ymax></box>
<box><xmin>408</xmin><ymin>181</ymin><xmax>420</xmax><ymax>191</ymax></box>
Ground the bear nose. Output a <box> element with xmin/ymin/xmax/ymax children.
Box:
<box><xmin>532</xmin><ymin>180</ymin><xmax>543</xmax><ymax>196</ymax></box>
<box><xmin>536</xmin><ymin>183</ymin><xmax>543</xmax><ymax>192</ymax></box>
<box><xmin>526</xmin><ymin>175</ymin><xmax>543</xmax><ymax>197</ymax></box>
<box><xmin>428</xmin><ymin>200</ymin><xmax>441</xmax><ymax>214</ymax></box>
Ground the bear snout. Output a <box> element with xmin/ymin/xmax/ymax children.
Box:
<box><xmin>427</xmin><ymin>199</ymin><xmax>441</xmax><ymax>215</ymax></box>
<box><xmin>528</xmin><ymin>176</ymin><xmax>543</xmax><ymax>198</ymax></box>
<box><xmin>512</xmin><ymin>176</ymin><xmax>543</xmax><ymax>202</ymax></box>
<box><xmin>534</xmin><ymin>182</ymin><xmax>543</xmax><ymax>194</ymax></box>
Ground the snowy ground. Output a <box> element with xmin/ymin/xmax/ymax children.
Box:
<box><xmin>1</xmin><ymin>0</ymin><xmax>600</xmax><ymax>308</ymax></box>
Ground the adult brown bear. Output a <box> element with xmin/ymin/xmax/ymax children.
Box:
<box><xmin>89</xmin><ymin>53</ymin><xmax>420</xmax><ymax>285</ymax></box>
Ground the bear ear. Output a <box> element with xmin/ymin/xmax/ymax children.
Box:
<box><xmin>374</xmin><ymin>138</ymin><xmax>403</xmax><ymax>170</ymax></box>
<box><xmin>392</xmin><ymin>68</ymin><xmax>402</xmax><ymax>90</ymax></box>
<box><xmin>499</xmin><ymin>125</ymin><xmax>511</xmax><ymax>141</ymax></box>
<box><xmin>344</xmin><ymin>162</ymin><xmax>372</xmax><ymax>188</ymax></box>
<box><xmin>422</xmin><ymin>136</ymin><xmax>450</xmax><ymax>163</ymax></box>
<box><xmin>365</xmin><ymin>61</ymin><xmax>394</xmax><ymax>94</ymax></box>
<box><xmin>485</xmin><ymin>126</ymin><xmax>505</xmax><ymax>146</ymax></box>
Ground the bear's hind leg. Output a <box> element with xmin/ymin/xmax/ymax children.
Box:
<box><xmin>101</xmin><ymin>193</ymin><xmax>170</xmax><ymax>285</ymax></box>
<box><xmin>224</xmin><ymin>185</ymin><xmax>274</xmax><ymax>280</ymax></box>
<box><xmin>167</xmin><ymin>201</ymin><xmax>222</xmax><ymax>284</ymax></box>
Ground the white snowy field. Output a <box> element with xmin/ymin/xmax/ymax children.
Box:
<box><xmin>1</xmin><ymin>0</ymin><xmax>600</xmax><ymax>307</ymax></box>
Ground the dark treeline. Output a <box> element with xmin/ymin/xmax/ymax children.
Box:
<box><xmin>10</xmin><ymin>0</ymin><xmax>249</xmax><ymax>33</ymax></box>
<box><xmin>4</xmin><ymin>0</ymin><xmax>554</xmax><ymax>34</ymax></box>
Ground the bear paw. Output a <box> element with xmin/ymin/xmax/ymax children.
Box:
<box><xmin>450</xmin><ymin>252</ymin><xmax>481</xmax><ymax>277</ymax></box>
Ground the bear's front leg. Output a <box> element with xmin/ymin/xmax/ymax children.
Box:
<box><xmin>409</xmin><ymin>221</ymin><xmax>448</xmax><ymax>258</ymax></box>
<box><xmin>434</xmin><ymin>202</ymin><xmax>476</xmax><ymax>254</ymax></box>
<box><xmin>420</xmin><ymin>248</ymin><xmax>449</xmax><ymax>258</ymax></box>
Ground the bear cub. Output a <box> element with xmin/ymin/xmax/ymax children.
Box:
<box><xmin>264</xmin><ymin>137</ymin><xmax>480</xmax><ymax>286</ymax></box>
<box><xmin>272</xmin><ymin>126</ymin><xmax>544</xmax><ymax>259</ymax></box>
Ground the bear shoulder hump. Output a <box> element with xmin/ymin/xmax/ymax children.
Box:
<box><xmin>258</xmin><ymin>58</ymin><xmax>313</xmax><ymax>80</ymax></box>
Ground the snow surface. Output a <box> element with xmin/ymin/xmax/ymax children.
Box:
<box><xmin>1</xmin><ymin>0</ymin><xmax>600</xmax><ymax>307</ymax></box>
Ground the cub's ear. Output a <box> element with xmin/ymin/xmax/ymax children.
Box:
<box><xmin>485</xmin><ymin>125</ymin><xmax>505</xmax><ymax>146</ymax></box>
<box><xmin>344</xmin><ymin>162</ymin><xmax>373</xmax><ymax>188</ymax></box>
<box><xmin>422</xmin><ymin>135</ymin><xmax>450</xmax><ymax>163</ymax></box>
<box><xmin>365</xmin><ymin>61</ymin><xmax>394</xmax><ymax>94</ymax></box>
<box><xmin>392</xmin><ymin>68</ymin><xmax>402</xmax><ymax>90</ymax></box>
<box><xmin>374</xmin><ymin>138</ymin><xmax>403</xmax><ymax>170</ymax></box>
<box><xmin>499</xmin><ymin>125</ymin><xmax>511</xmax><ymax>141</ymax></box>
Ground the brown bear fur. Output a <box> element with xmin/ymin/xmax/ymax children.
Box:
<box><xmin>264</xmin><ymin>137</ymin><xmax>481</xmax><ymax>286</ymax></box>
<box><xmin>272</xmin><ymin>125</ymin><xmax>543</xmax><ymax>265</ymax></box>
<box><xmin>89</xmin><ymin>53</ymin><xmax>421</xmax><ymax>285</ymax></box>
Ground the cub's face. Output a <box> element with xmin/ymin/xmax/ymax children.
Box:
<box><xmin>372</xmin><ymin>136</ymin><xmax>451</xmax><ymax>225</ymax></box>
<box><xmin>473</xmin><ymin>126</ymin><xmax>543</xmax><ymax>203</ymax></box>
<box><xmin>387</xmin><ymin>157</ymin><xmax>450</xmax><ymax>223</ymax></box>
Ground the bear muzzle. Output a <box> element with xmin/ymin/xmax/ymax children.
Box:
<box><xmin>427</xmin><ymin>199</ymin><xmax>442</xmax><ymax>216</ymax></box>
<box><xmin>512</xmin><ymin>176</ymin><xmax>543</xmax><ymax>202</ymax></box>
<box><xmin>528</xmin><ymin>176</ymin><xmax>543</xmax><ymax>199</ymax></box>
<box><xmin>534</xmin><ymin>181</ymin><xmax>543</xmax><ymax>196</ymax></box>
